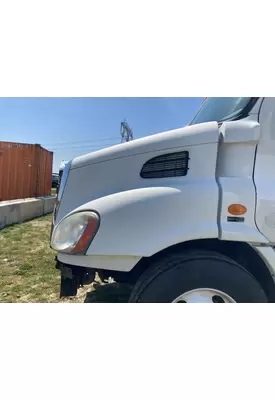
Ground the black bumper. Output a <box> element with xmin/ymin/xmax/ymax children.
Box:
<box><xmin>56</xmin><ymin>259</ymin><xmax>96</xmax><ymax>297</ymax></box>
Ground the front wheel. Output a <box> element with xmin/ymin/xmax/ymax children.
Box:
<box><xmin>129</xmin><ymin>250</ymin><xmax>267</xmax><ymax>303</ymax></box>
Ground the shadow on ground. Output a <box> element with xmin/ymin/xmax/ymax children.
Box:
<box><xmin>84</xmin><ymin>282</ymin><xmax>132</xmax><ymax>303</ymax></box>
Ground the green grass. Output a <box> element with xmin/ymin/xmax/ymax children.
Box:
<box><xmin>0</xmin><ymin>215</ymin><xmax>131</xmax><ymax>303</ymax></box>
<box><xmin>0</xmin><ymin>215</ymin><xmax>60</xmax><ymax>302</ymax></box>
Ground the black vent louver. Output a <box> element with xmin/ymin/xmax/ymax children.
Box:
<box><xmin>140</xmin><ymin>151</ymin><xmax>189</xmax><ymax>179</ymax></box>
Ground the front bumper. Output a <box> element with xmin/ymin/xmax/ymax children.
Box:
<box><xmin>56</xmin><ymin>259</ymin><xmax>96</xmax><ymax>297</ymax></box>
<box><xmin>57</xmin><ymin>253</ymin><xmax>141</xmax><ymax>272</ymax></box>
<box><xmin>55</xmin><ymin>253</ymin><xmax>141</xmax><ymax>297</ymax></box>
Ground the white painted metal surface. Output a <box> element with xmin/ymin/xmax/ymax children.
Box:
<box><xmin>57</xmin><ymin>253</ymin><xmax>141</xmax><ymax>272</ymax></box>
<box><xmin>55</xmin><ymin>122</ymin><xmax>221</xmax><ymax>263</ymax></box>
<box><xmin>254</xmin><ymin>98</ymin><xmax>275</xmax><ymax>244</ymax></box>
<box><xmin>53</xmin><ymin>97</ymin><xmax>275</xmax><ymax>280</ymax></box>
<box><xmin>70</xmin><ymin>121</ymin><xmax>221</xmax><ymax>170</ymax></box>
<box><xmin>216</xmin><ymin>118</ymin><xmax>268</xmax><ymax>244</ymax></box>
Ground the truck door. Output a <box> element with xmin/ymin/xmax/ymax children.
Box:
<box><xmin>254</xmin><ymin>98</ymin><xmax>275</xmax><ymax>244</ymax></box>
<box><xmin>216</xmin><ymin>119</ymin><xmax>268</xmax><ymax>244</ymax></box>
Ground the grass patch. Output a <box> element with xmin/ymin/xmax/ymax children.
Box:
<box><xmin>0</xmin><ymin>215</ymin><xmax>131</xmax><ymax>303</ymax></box>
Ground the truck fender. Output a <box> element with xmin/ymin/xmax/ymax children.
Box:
<box><xmin>71</xmin><ymin>185</ymin><xmax>219</xmax><ymax>257</ymax></box>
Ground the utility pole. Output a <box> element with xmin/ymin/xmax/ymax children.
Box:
<box><xmin>120</xmin><ymin>119</ymin><xmax>134</xmax><ymax>143</ymax></box>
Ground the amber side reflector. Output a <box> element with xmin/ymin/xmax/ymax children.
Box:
<box><xmin>228</xmin><ymin>204</ymin><xmax>247</xmax><ymax>216</ymax></box>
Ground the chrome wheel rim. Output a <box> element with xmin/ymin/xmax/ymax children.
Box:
<box><xmin>173</xmin><ymin>288</ymin><xmax>236</xmax><ymax>303</ymax></box>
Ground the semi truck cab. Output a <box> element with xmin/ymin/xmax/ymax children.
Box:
<box><xmin>50</xmin><ymin>97</ymin><xmax>275</xmax><ymax>303</ymax></box>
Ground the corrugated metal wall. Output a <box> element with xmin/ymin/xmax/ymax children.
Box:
<box><xmin>0</xmin><ymin>141</ymin><xmax>53</xmax><ymax>201</ymax></box>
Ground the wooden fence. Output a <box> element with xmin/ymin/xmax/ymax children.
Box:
<box><xmin>0</xmin><ymin>141</ymin><xmax>53</xmax><ymax>201</ymax></box>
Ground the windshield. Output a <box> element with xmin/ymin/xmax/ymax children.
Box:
<box><xmin>190</xmin><ymin>97</ymin><xmax>257</xmax><ymax>126</ymax></box>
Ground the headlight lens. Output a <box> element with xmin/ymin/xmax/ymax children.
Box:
<box><xmin>51</xmin><ymin>211</ymin><xmax>99</xmax><ymax>253</ymax></box>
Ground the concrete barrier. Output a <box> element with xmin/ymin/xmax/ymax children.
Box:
<box><xmin>42</xmin><ymin>196</ymin><xmax>56</xmax><ymax>215</ymax></box>
<box><xmin>0</xmin><ymin>196</ymin><xmax>56</xmax><ymax>229</ymax></box>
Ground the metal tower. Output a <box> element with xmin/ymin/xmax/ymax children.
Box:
<box><xmin>120</xmin><ymin>119</ymin><xmax>133</xmax><ymax>143</ymax></box>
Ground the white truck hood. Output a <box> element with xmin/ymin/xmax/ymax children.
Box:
<box><xmin>56</xmin><ymin>121</ymin><xmax>220</xmax><ymax>224</ymax></box>
<box><xmin>71</xmin><ymin>121</ymin><xmax>220</xmax><ymax>170</ymax></box>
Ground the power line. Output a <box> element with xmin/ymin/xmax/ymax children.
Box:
<box><xmin>48</xmin><ymin>120</ymin><xmax>134</xmax><ymax>152</ymax></box>
<box><xmin>42</xmin><ymin>137</ymin><xmax>118</xmax><ymax>147</ymax></box>
<box><xmin>50</xmin><ymin>143</ymin><xmax>117</xmax><ymax>151</ymax></box>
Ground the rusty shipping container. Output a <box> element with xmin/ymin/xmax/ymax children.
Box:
<box><xmin>0</xmin><ymin>141</ymin><xmax>53</xmax><ymax>201</ymax></box>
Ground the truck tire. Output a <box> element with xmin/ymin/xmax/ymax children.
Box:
<box><xmin>128</xmin><ymin>250</ymin><xmax>267</xmax><ymax>303</ymax></box>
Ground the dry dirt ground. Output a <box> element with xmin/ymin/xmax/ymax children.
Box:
<box><xmin>0</xmin><ymin>214</ymin><xmax>131</xmax><ymax>303</ymax></box>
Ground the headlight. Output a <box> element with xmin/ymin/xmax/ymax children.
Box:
<box><xmin>51</xmin><ymin>211</ymin><xmax>100</xmax><ymax>254</ymax></box>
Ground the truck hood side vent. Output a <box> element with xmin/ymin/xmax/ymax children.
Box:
<box><xmin>140</xmin><ymin>151</ymin><xmax>189</xmax><ymax>179</ymax></box>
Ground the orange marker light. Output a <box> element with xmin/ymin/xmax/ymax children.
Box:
<box><xmin>72</xmin><ymin>218</ymin><xmax>99</xmax><ymax>253</ymax></box>
<box><xmin>228</xmin><ymin>204</ymin><xmax>247</xmax><ymax>216</ymax></box>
